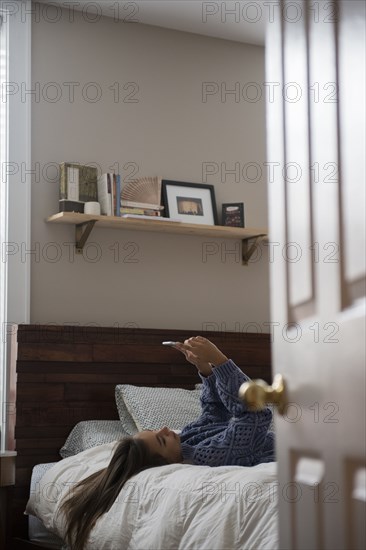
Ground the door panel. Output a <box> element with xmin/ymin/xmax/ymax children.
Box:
<box><xmin>283</xmin><ymin>7</ymin><xmax>314</xmax><ymax>312</ymax></box>
<box><xmin>338</xmin><ymin>0</ymin><xmax>366</xmax><ymax>299</ymax></box>
<box><xmin>292</xmin><ymin>453</ymin><xmax>325</xmax><ymax>549</ymax></box>
<box><xmin>308</xmin><ymin>0</ymin><xmax>342</xmax><ymax>319</ymax></box>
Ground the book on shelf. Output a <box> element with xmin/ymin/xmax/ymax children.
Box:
<box><xmin>97</xmin><ymin>173</ymin><xmax>111</xmax><ymax>216</ymax></box>
<box><xmin>60</xmin><ymin>163</ymin><xmax>98</xmax><ymax>203</ymax></box>
<box><xmin>120</xmin><ymin>206</ymin><xmax>162</xmax><ymax>217</ymax></box>
<box><xmin>59</xmin><ymin>199</ymin><xmax>84</xmax><ymax>213</ymax></box>
<box><xmin>121</xmin><ymin>199</ymin><xmax>164</xmax><ymax>210</ymax></box>
<box><xmin>121</xmin><ymin>214</ymin><xmax>182</xmax><ymax>222</ymax></box>
<box><xmin>115</xmin><ymin>174</ymin><xmax>121</xmax><ymax>216</ymax></box>
<box><xmin>111</xmin><ymin>174</ymin><xmax>122</xmax><ymax>217</ymax></box>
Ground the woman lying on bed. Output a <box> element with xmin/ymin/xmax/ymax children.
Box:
<box><xmin>61</xmin><ymin>337</ymin><xmax>275</xmax><ymax>550</ymax></box>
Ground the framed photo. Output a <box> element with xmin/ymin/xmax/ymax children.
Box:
<box><xmin>222</xmin><ymin>203</ymin><xmax>245</xmax><ymax>228</ymax></box>
<box><xmin>162</xmin><ymin>180</ymin><xmax>218</xmax><ymax>225</ymax></box>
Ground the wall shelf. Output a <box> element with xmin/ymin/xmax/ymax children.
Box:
<box><xmin>46</xmin><ymin>212</ymin><xmax>268</xmax><ymax>265</ymax></box>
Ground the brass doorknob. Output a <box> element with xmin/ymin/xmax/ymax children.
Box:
<box><xmin>239</xmin><ymin>374</ymin><xmax>287</xmax><ymax>415</ymax></box>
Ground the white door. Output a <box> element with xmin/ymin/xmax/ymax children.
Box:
<box><xmin>266</xmin><ymin>1</ymin><xmax>365</xmax><ymax>549</ymax></box>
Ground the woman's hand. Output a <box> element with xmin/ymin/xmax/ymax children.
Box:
<box><xmin>174</xmin><ymin>337</ymin><xmax>228</xmax><ymax>376</ymax></box>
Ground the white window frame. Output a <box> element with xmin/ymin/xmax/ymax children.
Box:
<box><xmin>0</xmin><ymin>0</ymin><xmax>31</xmax><ymax>450</ymax></box>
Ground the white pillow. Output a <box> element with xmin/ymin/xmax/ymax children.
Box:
<box><xmin>115</xmin><ymin>385</ymin><xmax>202</xmax><ymax>432</ymax></box>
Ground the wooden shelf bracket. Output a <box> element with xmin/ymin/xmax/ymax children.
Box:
<box><xmin>242</xmin><ymin>235</ymin><xmax>266</xmax><ymax>266</ymax></box>
<box><xmin>75</xmin><ymin>220</ymin><xmax>96</xmax><ymax>253</ymax></box>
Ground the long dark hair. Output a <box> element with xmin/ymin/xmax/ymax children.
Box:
<box><xmin>59</xmin><ymin>437</ymin><xmax>168</xmax><ymax>550</ymax></box>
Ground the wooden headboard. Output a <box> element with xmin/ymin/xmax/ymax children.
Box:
<box><xmin>9</xmin><ymin>324</ymin><xmax>272</xmax><ymax>548</ymax></box>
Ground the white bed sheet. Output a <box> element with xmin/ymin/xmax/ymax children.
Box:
<box><xmin>26</xmin><ymin>442</ymin><xmax>279</xmax><ymax>550</ymax></box>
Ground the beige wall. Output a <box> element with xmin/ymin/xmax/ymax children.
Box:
<box><xmin>31</xmin><ymin>5</ymin><xmax>270</xmax><ymax>333</ymax></box>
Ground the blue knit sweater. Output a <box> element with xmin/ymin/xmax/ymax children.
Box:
<box><xmin>180</xmin><ymin>360</ymin><xmax>275</xmax><ymax>467</ymax></box>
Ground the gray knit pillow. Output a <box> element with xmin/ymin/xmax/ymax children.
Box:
<box><xmin>115</xmin><ymin>385</ymin><xmax>202</xmax><ymax>432</ymax></box>
<box><xmin>114</xmin><ymin>390</ymin><xmax>140</xmax><ymax>435</ymax></box>
<box><xmin>60</xmin><ymin>420</ymin><xmax>128</xmax><ymax>458</ymax></box>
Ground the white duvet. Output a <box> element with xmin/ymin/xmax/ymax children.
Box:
<box><xmin>26</xmin><ymin>442</ymin><xmax>279</xmax><ymax>550</ymax></box>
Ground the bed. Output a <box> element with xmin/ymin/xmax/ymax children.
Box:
<box><xmin>7</xmin><ymin>324</ymin><xmax>277</xmax><ymax>550</ymax></box>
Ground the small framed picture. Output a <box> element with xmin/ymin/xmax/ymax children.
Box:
<box><xmin>162</xmin><ymin>180</ymin><xmax>218</xmax><ymax>225</ymax></box>
<box><xmin>222</xmin><ymin>203</ymin><xmax>245</xmax><ymax>228</ymax></box>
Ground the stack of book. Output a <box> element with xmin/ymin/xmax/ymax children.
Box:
<box><xmin>120</xmin><ymin>205</ymin><xmax>182</xmax><ymax>222</ymax></box>
<box><xmin>121</xmin><ymin>204</ymin><xmax>164</xmax><ymax>217</ymax></box>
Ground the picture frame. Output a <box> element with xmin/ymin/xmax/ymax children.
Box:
<box><xmin>161</xmin><ymin>180</ymin><xmax>218</xmax><ymax>225</ymax></box>
<box><xmin>222</xmin><ymin>203</ymin><xmax>245</xmax><ymax>228</ymax></box>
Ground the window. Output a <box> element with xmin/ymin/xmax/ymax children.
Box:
<box><xmin>0</xmin><ymin>6</ymin><xmax>9</xmax><ymax>451</ymax></box>
<box><xmin>0</xmin><ymin>1</ymin><xmax>31</xmax><ymax>450</ymax></box>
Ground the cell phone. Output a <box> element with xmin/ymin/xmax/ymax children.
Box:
<box><xmin>162</xmin><ymin>341</ymin><xmax>179</xmax><ymax>346</ymax></box>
